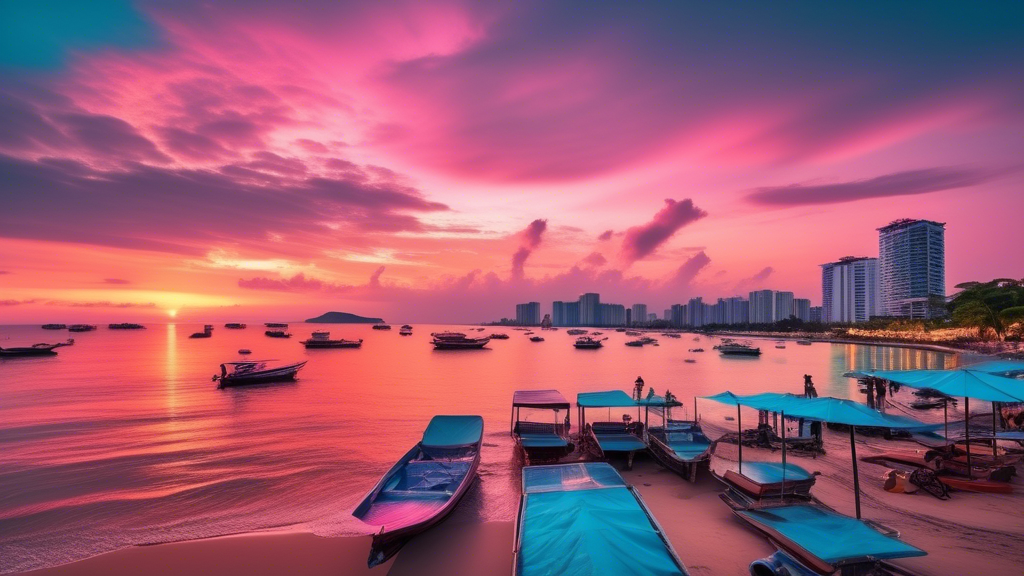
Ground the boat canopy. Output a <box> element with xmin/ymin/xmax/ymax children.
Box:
<box><xmin>577</xmin><ymin>390</ymin><xmax>637</xmax><ymax>407</ymax></box>
<box><xmin>513</xmin><ymin>389</ymin><xmax>570</xmax><ymax>409</ymax></box>
<box><xmin>421</xmin><ymin>415</ymin><xmax>484</xmax><ymax>448</ymax></box>
<box><xmin>702</xmin><ymin>392</ymin><xmax>926</xmax><ymax>428</ymax></box>
<box><xmin>959</xmin><ymin>360</ymin><xmax>1024</xmax><ymax>376</ymax></box>
<box><xmin>518</xmin><ymin>463</ymin><xmax>688</xmax><ymax>576</ymax></box>
<box><xmin>737</xmin><ymin>504</ymin><xmax>926</xmax><ymax>564</ymax></box>
<box><xmin>864</xmin><ymin>369</ymin><xmax>1024</xmax><ymax>403</ymax></box>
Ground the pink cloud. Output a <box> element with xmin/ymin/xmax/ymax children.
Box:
<box><xmin>620</xmin><ymin>199</ymin><xmax>707</xmax><ymax>264</ymax></box>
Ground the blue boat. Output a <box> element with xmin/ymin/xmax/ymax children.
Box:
<box><xmin>352</xmin><ymin>415</ymin><xmax>483</xmax><ymax>567</ymax></box>
<box><xmin>646</xmin><ymin>420</ymin><xmax>713</xmax><ymax>482</ymax></box>
<box><xmin>511</xmin><ymin>390</ymin><xmax>574</xmax><ymax>463</ymax></box>
<box><xmin>513</xmin><ymin>462</ymin><xmax>690</xmax><ymax>576</ymax></box>
<box><xmin>577</xmin><ymin>390</ymin><xmax>648</xmax><ymax>469</ymax></box>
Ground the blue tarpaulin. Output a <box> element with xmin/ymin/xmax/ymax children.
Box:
<box><xmin>421</xmin><ymin>415</ymin><xmax>484</xmax><ymax>447</ymax></box>
<box><xmin>520</xmin><ymin>434</ymin><xmax>570</xmax><ymax>448</ymax></box>
<box><xmin>518</xmin><ymin>463</ymin><xmax>688</xmax><ymax>576</ymax></box>
<box><xmin>738</xmin><ymin>462</ymin><xmax>813</xmax><ymax>484</ymax></box>
<box><xmin>737</xmin><ymin>505</ymin><xmax>926</xmax><ymax>564</ymax></box>
<box><xmin>577</xmin><ymin>390</ymin><xmax>638</xmax><ymax>407</ymax></box>
<box><xmin>701</xmin><ymin>392</ymin><xmax>926</xmax><ymax>428</ymax></box>
<box><xmin>866</xmin><ymin>369</ymin><xmax>1024</xmax><ymax>403</ymax></box>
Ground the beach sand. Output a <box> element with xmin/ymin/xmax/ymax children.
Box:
<box><xmin>19</xmin><ymin>443</ymin><xmax>1024</xmax><ymax>576</ymax></box>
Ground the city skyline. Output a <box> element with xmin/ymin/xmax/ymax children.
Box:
<box><xmin>3</xmin><ymin>3</ymin><xmax>1024</xmax><ymax>324</ymax></box>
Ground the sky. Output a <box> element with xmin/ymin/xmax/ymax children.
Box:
<box><xmin>1</xmin><ymin>2</ymin><xmax>1023</xmax><ymax>323</ymax></box>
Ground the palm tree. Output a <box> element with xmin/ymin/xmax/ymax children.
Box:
<box><xmin>948</xmin><ymin>278</ymin><xmax>1024</xmax><ymax>341</ymax></box>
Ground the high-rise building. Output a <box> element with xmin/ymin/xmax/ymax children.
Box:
<box><xmin>793</xmin><ymin>298</ymin><xmax>811</xmax><ymax>322</ymax></box>
<box><xmin>663</xmin><ymin>309</ymin><xmax>671</xmax><ymax>322</ymax></box>
<box><xmin>821</xmin><ymin>256</ymin><xmax>880</xmax><ymax>323</ymax></box>
<box><xmin>599</xmin><ymin>303</ymin><xmax>626</xmax><ymax>326</ymax></box>
<box><xmin>631</xmin><ymin>304</ymin><xmax>647</xmax><ymax>326</ymax></box>
<box><xmin>515</xmin><ymin>302</ymin><xmax>541</xmax><ymax>325</ymax></box>
<box><xmin>878</xmin><ymin>219</ymin><xmax>946</xmax><ymax>319</ymax></box>
<box><xmin>724</xmin><ymin>297</ymin><xmax>749</xmax><ymax>325</ymax></box>
<box><xmin>670</xmin><ymin>304</ymin><xmax>686</xmax><ymax>328</ymax></box>
<box><xmin>748</xmin><ymin>290</ymin><xmax>775</xmax><ymax>324</ymax></box>
<box><xmin>810</xmin><ymin>306</ymin><xmax>823</xmax><ymax>323</ymax></box>
<box><xmin>552</xmin><ymin>301</ymin><xmax>566</xmax><ymax>326</ymax></box>
<box><xmin>625</xmin><ymin>308</ymin><xmax>632</xmax><ymax>326</ymax></box>
<box><xmin>579</xmin><ymin>293</ymin><xmax>601</xmax><ymax>326</ymax></box>
<box><xmin>774</xmin><ymin>291</ymin><xmax>794</xmax><ymax>322</ymax></box>
<box><xmin>565</xmin><ymin>301</ymin><xmax>580</xmax><ymax>326</ymax></box>
<box><xmin>648</xmin><ymin>313</ymin><xmax>657</xmax><ymax>322</ymax></box>
<box><xmin>687</xmin><ymin>297</ymin><xmax>704</xmax><ymax>327</ymax></box>
<box><xmin>708</xmin><ymin>299</ymin><xmax>726</xmax><ymax>325</ymax></box>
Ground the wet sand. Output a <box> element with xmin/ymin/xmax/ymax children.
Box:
<box><xmin>19</xmin><ymin>437</ymin><xmax>1024</xmax><ymax>576</ymax></box>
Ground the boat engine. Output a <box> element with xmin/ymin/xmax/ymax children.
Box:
<box><xmin>749</xmin><ymin>551</ymin><xmax>817</xmax><ymax>576</ymax></box>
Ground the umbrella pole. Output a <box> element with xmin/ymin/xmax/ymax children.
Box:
<box><xmin>737</xmin><ymin>405</ymin><xmax>743</xmax><ymax>474</ymax></box>
<box><xmin>781</xmin><ymin>410</ymin><xmax>786</xmax><ymax>503</ymax></box>
<box><xmin>992</xmin><ymin>402</ymin><xmax>998</xmax><ymax>458</ymax></box>
<box><xmin>964</xmin><ymin>396</ymin><xmax>972</xmax><ymax>480</ymax></box>
<box><xmin>850</xmin><ymin>426</ymin><xmax>861</xmax><ymax>520</ymax></box>
<box><xmin>943</xmin><ymin>401</ymin><xmax>949</xmax><ymax>445</ymax></box>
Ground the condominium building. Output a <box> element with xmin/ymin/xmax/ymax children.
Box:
<box><xmin>579</xmin><ymin>293</ymin><xmax>601</xmax><ymax>326</ymax></box>
<box><xmin>821</xmin><ymin>256</ymin><xmax>880</xmax><ymax>323</ymax></box>
<box><xmin>565</xmin><ymin>301</ymin><xmax>580</xmax><ymax>326</ymax></box>
<box><xmin>724</xmin><ymin>297</ymin><xmax>750</xmax><ymax>325</ymax></box>
<box><xmin>878</xmin><ymin>219</ymin><xmax>946</xmax><ymax>319</ymax></box>
<box><xmin>774</xmin><ymin>291</ymin><xmax>795</xmax><ymax>322</ymax></box>
<box><xmin>670</xmin><ymin>304</ymin><xmax>686</xmax><ymax>328</ymax></box>
<box><xmin>631</xmin><ymin>304</ymin><xmax>648</xmax><ymax>326</ymax></box>
<box><xmin>599</xmin><ymin>303</ymin><xmax>626</xmax><ymax>326</ymax></box>
<box><xmin>810</xmin><ymin>306</ymin><xmax>823</xmax><ymax>323</ymax></box>
<box><xmin>748</xmin><ymin>290</ymin><xmax>775</xmax><ymax>324</ymax></box>
<box><xmin>687</xmin><ymin>297</ymin><xmax>704</xmax><ymax>327</ymax></box>
<box><xmin>793</xmin><ymin>298</ymin><xmax>811</xmax><ymax>322</ymax></box>
<box><xmin>515</xmin><ymin>302</ymin><xmax>541</xmax><ymax>325</ymax></box>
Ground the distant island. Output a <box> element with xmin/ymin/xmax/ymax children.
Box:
<box><xmin>305</xmin><ymin>311</ymin><xmax>384</xmax><ymax>324</ymax></box>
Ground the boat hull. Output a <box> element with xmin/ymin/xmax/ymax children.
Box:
<box><xmin>647</xmin><ymin>430</ymin><xmax>710</xmax><ymax>483</ymax></box>
<box><xmin>303</xmin><ymin>340</ymin><xmax>362</xmax><ymax>348</ymax></box>
<box><xmin>431</xmin><ymin>341</ymin><xmax>489</xmax><ymax>349</ymax></box>
<box><xmin>218</xmin><ymin>362</ymin><xmax>306</xmax><ymax>387</ymax></box>
<box><xmin>0</xmin><ymin>347</ymin><xmax>58</xmax><ymax>357</ymax></box>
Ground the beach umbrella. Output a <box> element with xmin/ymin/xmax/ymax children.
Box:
<box><xmin>868</xmin><ymin>369</ymin><xmax>1024</xmax><ymax>476</ymax></box>
<box><xmin>703</xmin><ymin>392</ymin><xmax>925</xmax><ymax>519</ymax></box>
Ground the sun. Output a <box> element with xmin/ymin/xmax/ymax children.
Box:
<box><xmin>167</xmin><ymin>309</ymin><xmax>178</xmax><ymax>318</ymax></box>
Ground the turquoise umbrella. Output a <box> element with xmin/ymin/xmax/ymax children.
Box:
<box><xmin>867</xmin><ymin>369</ymin><xmax>1024</xmax><ymax>477</ymax></box>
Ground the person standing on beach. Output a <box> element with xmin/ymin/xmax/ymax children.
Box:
<box><xmin>875</xmin><ymin>379</ymin><xmax>887</xmax><ymax>412</ymax></box>
<box><xmin>803</xmin><ymin>375</ymin><xmax>818</xmax><ymax>398</ymax></box>
<box><xmin>866</xmin><ymin>378</ymin><xmax>875</xmax><ymax>409</ymax></box>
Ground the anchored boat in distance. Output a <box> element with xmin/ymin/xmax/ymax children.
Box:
<box><xmin>213</xmin><ymin>359</ymin><xmax>307</xmax><ymax>387</ymax></box>
<box><xmin>430</xmin><ymin>332</ymin><xmax>490</xmax><ymax>349</ymax></box>
<box><xmin>0</xmin><ymin>339</ymin><xmax>74</xmax><ymax>357</ymax></box>
<box><xmin>302</xmin><ymin>331</ymin><xmax>362</xmax><ymax>348</ymax></box>
<box><xmin>718</xmin><ymin>341</ymin><xmax>762</xmax><ymax>356</ymax></box>
<box><xmin>574</xmin><ymin>336</ymin><xmax>604</xmax><ymax>349</ymax></box>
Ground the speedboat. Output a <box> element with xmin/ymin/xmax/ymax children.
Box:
<box><xmin>511</xmin><ymin>390</ymin><xmax>573</xmax><ymax>462</ymax></box>
<box><xmin>0</xmin><ymin>339</ymin><xmax>73</xmax><ymax>357</ymax></box>
<box><xmin>238</xmin><ymin>349</ymin><xmax>252</xmax><ymax>355</ymax></box>
<box><xmin>353</xmin><ymin>415</ymin><xmax>483</xmax><ymax>567</ymax></box>
<box><xmin>213</xmin><ymin>359</ymin><xmax>306</xmax><ymax>387</ymax></box>
<box><xmin>573</xmin><ymin>336</ymin><xmax>603</xmax><ymax>349</ymax></box>
<box><xmin>775</xmin><ymin>341</ymin><xmax>787</xmax><ymax>349</ymax></box>
<box><xmin>302</xmin><ymin>331</ymin><xmax>362</xmax><ymax>348</ymax></box>
<box><xmin>430</xmin><ymin>332</ymin><xmax>490</xmax><ymax>349</ymax></box>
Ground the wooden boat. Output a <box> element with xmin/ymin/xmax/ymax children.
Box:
<box><xmin>190</xmin><ymin>325</ymin><xmax>213</xmax><ymax>338</ymax></box>
<box><xmin>717</xmin><ymin>462</ymin><xmax>818</xmax><ymax>501</ymax></box>
<box><xmin>213</xmin><ymin>360</ymin><xmax>306</xmax><ymax>387</ymax></box>
<box><xmin>513</xmin><ymin>463</ymin><xmax>690</xmax><ymax>576</ymax></box>
<box><xmin>430</xmin><ymin>332</ymin><xmax>490</xmax><ymax>350</ymax></box>
<box><xmin>573</xmin><ymin>336</ymin><xmax>603</xmax><ymax>349</ymax></box>
<box><xmin>647</xmin><ymin>420</ymin><xmax>712</xmax><ymax>482</ymax></box>
<box><xmin>689</xmin><ymin>347</ymin><xmax>704</xmax><ymax>352</ymax></box>
<box><xmin>353</xmin><ymin>415</ymin><xmax>483</xmax><ymax>567</ymax></box>
<box><xmin>719</xmin><ymin>342</ymin><xmax>761</xmax><ymax>356</ymax></box>
<box><xmin>860</xmin><ymin>451</ymin><xmax>1016</xmax><ymax>490</ymax></box>
<box><xmin>0</xmin><ymin>339</ymin><xmax>73</xmax><ymax>357</ymax></box>
<box><xmin>41</xmin><ymin>324</ymin><xmax>66</xmax><ymax>330</ymax></box>
<box><xmin>238</xmin><ymin>349</ymin><xmax>252</xmax><ymax>355</ymax></box>
<box><xmin>511</xmin><ymin>390</ymin><xmax>573</xmax><ymax>462</ymax></box>
<box><xmin>108</xmin><ymin>323</ymin><xmax>145</xmax><ymax>329</ymax></box>
<box><xmin>302</xmin><ymin>331</ymin><xmax>361</xmax><ymax>348</ymax></box>
<box><xmin>586</xmin><ymin>421</ymin><xmax>647</xmax><ymax>470</ymax></box>
<box><xmin>684</xmin><ymin>358</ymin><xmax>696</xmax><ymax>363</ymax></box>
<box><xmin>224</xmin><ymin>323</ymin><xmax>246</xmax><ymax>329</ymax></box>
<box><xmin>372</xmin><ymin>323</ymin><xmax>392</xmax><ymax>330</ymax></box>
<box><xmin>265</xmin><ymin>330</ymin><xmax>292</xmax><ymax>338</ymax></box>
<box><xmin>68</xmin><ymin>324</ymin><xmax>97</xmax><ymax>332</ymax></box>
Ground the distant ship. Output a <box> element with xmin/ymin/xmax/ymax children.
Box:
<box><xmin>265</xmin><ymin>330</ymin><xmax>292</xmax><ymax>338</ymax></box>
<box><xmin>372</xmin><ymin>323</ymin><xmax>392</xmax><ymax>330</ymax></box>
<box><xmin>489</xmin><ymin>333</ymin><xmax>510</xmax><ymax>339</ymax></box>
<box><xmin>574</xmin><ymin>336</ymin><xmax>603</xmax><ymax>349</ymax></box>
<box><xmin>41</xmin><ymin>324</ymin><xmax>66</xmax><ymax>330</ymax></box>
<box><xmin>302</xmin><ymin>331</ymin><xmax>362</xmax><ymax>348</ymax></box>
<box><xmin>399</xmin><ymin>325</ymin><xmax>413</xmax><ymax>335</ymax></box>
<box><xmin>225</xmin><ymin>323</ymin><xmax>247</xmax><ymax>329</ymax></box>
<box><xmin>190</xmin><ymin>325</ymin><xmax>214</xmax><ymax>338</ymax></box>
<box><xmin>68</xmin><ymin>324</ymin><xmax>97</xmax><ymax>332</ymax></box>
<box><xmin>566</xmin><ymin>329</ymin><xmax>588</xmax><ymax>335</ymax></box>
<box><xmin>529</xmin><ymin>336</ymin><xmax>545</xmax><ymax>342</ymax></box>
<box><xmin>430</xmin><ymin>332</ymin><xmax>490</xmax><ymax>350</ymax></box>
<box><xmin>718</xmin><ymin>342</ymin><xmax>762</xmax><ymax>356</ymax></box>
<box><xmin>265</xmin><ymin>323</ymin><xmax>288</xmax><ymax>328</ymax></box>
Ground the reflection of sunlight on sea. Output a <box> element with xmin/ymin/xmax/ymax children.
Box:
<box><xmin>0</xmin><ymin>325</ymin><xmax>970</xmax><ymax>573</ymax></box>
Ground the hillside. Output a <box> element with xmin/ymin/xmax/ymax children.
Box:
<box><xmin>305</xmin><ymin>311</ymin><xmax>384</xmax><ymax>324</ymax></box>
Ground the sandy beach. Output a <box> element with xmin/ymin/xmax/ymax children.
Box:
<box><xmin>20</xmin><ymin>434</ymin><xmax>1024</xmax><ymax>576</ymax></box>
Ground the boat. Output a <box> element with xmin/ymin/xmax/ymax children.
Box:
<box><xmin>430</xmin><ymin>332</ymin><xmax>490</xmax><ymax>350</ymax></box>
<box><xmin>625</xmin><ymin>339</ymin><xmax>644</xmax><ymax>347</ymax></box>
<box><xmin>0</xmin><ymin>339</ymin><xmax>73</xmax><ymax>357</ymax></box>
<box><xmin>662</xmin><ymin>333</ymin><xmax>682</xmax><ymax>338</ymax></box>
<box><xmin>775</xmin><ymin>341</ymin><xmax>786</xmax><ymax>349</ymax></box>
<box><xmin>796</xmin><ymin>339</ymin><xmax>812</xmax><ymax>346</ymax></box>
<box><xmin>648</xmin><ymin>420</ymin><xmax>712</xmax><ymax>482</ymax></box>
<box><xmin>511</xmin><ymin>390</ymin><xmax>574</xmax><ymax>462</ymax></box>
<box><xmin>615</xmin><ymin>328</ymin><xmax>626</xmax><ymax>332</ymax></box>
<box><xmin>625</xmin><ymin>330</ymin><xmax>641</xmax><ymax>336</ymax></box>
<box><xmin>190</xmin><ymin>325</ymin><xmax>214</xmax><ymax>338</ymax></box>
<box><xmin>566</xmin><ymin>329</ymin><xmax>588</xmax><ymax>335</ymax></box>
<box><xmin>513</xmin><ymin>463</ymin><xmax>690</xmax><ymax>576</ymax></box>
<box><xmin>238</xmin><ymin>349</ymin><xmax>251</xmax><ymax>355</ymax></box>
<box><xmin>718</xmin><ymin>462</ymin><xmax>818</xmax><ymax>501</ymax></box>
<box><xmin>68</xmin><ymin>324</ymin><xmax>97</xmax><ymax>332</ymax></box>
<box><xmin>225</xmin><ymin>323</ymin><xmax>246</xmax><ymax>329</ymax></box>
<box><xmin>265</xmin><ymin>322</ymin><xmax>288</xmax><ymax>328</ymax></box>
<box><xmin>265</xmin><ymin>330</ymin><xmax>292</xmax><ymax>338</ymax></box>
<box><xmin>578</xmin><ymin>391</ymin><xmax>648</xmax><ymax>470</ymax></box>
<box><xmin>372</xmin><ymin>323</ymin><xmax>392</xmax><ymax>330</ymax></box>
<box><xmin>684</xmin><ymin>358</ymin><xmax>696</xmax><ymax>363</ymax></box>
<box><xmin>302</xmin><ymin>331</ymin><xmax>362</xmax><ymax>348</ymax></box>
<box><xmin>213</xmin><ymin>359</ymin><xmax>307</xmax><ymax>387</ymax></box>
<box><xmin>401</xmin><ymin>324</ymin><xmax>413</xmax><ymax>329</ymax></box>
<box><xmin>399</xmin><ymin>327</ymin><xmax>412</xmax><ymax>335</ymax></box>
<box><xmin>529</xmin><ymin>336</ymin><xmax>544</xmax><ymax>342</ymax></box>
<box><xmin>740</xmin><ymin>504</ymin><xmax>925</xmax><ymax>576</ymax></box>
<box><xmin>591</xmin><ymin>331</ymin><xmax>603</xmax><ymax>336</ymax></box>
<box><xmin>353</xmin><ymin>415</ymin><xmax>483</xmax><ymax>567</ymax></box>
<box><xmin>489</xmin><ymin>333</ymin><xmax>510</xmax><ymax>339</ymax></box>
<box><xmin>719</xmin><ymin>342</ymin><xmax>762</xmax><ymax>356</ymax></box>
<box><xmin>640</xmin><ymin>336</ymin><xmax>658</xmax><ymax>345</ymax></box>
<box><xmin>688</xmin><ymin>347</ymin><xmax>704</xmax><ymax>352</ymax></box>
<box><xmin>524</xmin><ymin>331</ymin><xmax>534</xmax><ymax>335</ymax></box>
<box><xmin>41</xmin><ymin>324</ymin><xmax>66</xmax><ymax>330</ymax></box>
<box><xmin>573</xmin><ymin>336</ymin><xmax>604</xmax><ymax>349</ymax></box>
<box><xmin>108</xmin><ymin>323</ymin><xmax>145</xmax><ymax>329</ymax></box>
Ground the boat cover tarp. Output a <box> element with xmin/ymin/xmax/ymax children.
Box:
<box><xmin>653</xmin><ymin>425</ymin><xmax>711</xmax><ymax>461</ymax></box>
<box><xmin>591</xmin><ymin>423</ymin><xmax>646</xmax><ymax>453</ymax></box>
<box><xmin>737</xmin><ymin>504</ymin><xmax>926</xmax><ymax>564</ymax></box>
<box><xmin>737</xmin><ymin>462</ymin><xmax>813</xmax><ymax>484</ymax></box>
<box><xmin>421</xmin><ymin>415</ymin><xmax>484</xmax><ymax>447</ymax></box>
<box><xmin>578</xmin><ymin>390</ymin><xmax>638</xmax><ymax>407</ymax></box>
<box><xmin>960</xmin><ymin>360</ymin><xmax>1024</xmax><ymax>377</ymax></box>
<box><xmin>702</xmin><ymin>393</ymin><xmax>927</xmax><ymax>428</ymax></box>
<box><xmin>865</xmin><ymin>369</ymin><xmax>1024</xmax><ymax>403</ymax></box>
<box><xmin>514</xmin><ymin>389</ymin><xmax>570</xmax><ymax>409</ymax></box>
<box><xmin>519</xmin><ymin>463</ymin><xmax>687</xmax><ymax>576</ymax></box>
<box><xmin>520</xmin><ymin>434</ymin><xmax>570</xmax><ymax>448</ymax></box>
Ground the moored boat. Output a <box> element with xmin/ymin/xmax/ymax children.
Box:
<box><xmin>719</xmin><ymin>342</ymin><xmax>762</xmax><ymax>356</ymax></box>
<box><xmin>372</xmin><ymin>323</ymin><xmax>392</xmax><ymax>330</ymax></box>
<box><xmin>529</xmin><ymin>336</ymin><xmax>544</xmax><ymax>342</ymax></box>
<box><xmin>399</xmin><ymin>326</ymin><xmax>413</xmax><ymax>335</ymax></box>
<box><xmin>41</xmin><ymin>324</ymin><xmax>66</xmax><ymax>330</ymax></box>
<box><xmin>213</xmin><ymin>359</ymin><xmax>306</xmax><ymax>387</ymax></box>
<box><xmin>108</xmin><ymin>323</ymin><xmax>145</xmax><ymax>329</ymax></box>
<box><xmin>625</xmin><ymin>339</ymin><xmax>644</xmax><ymax>347</ymax></box>
<box><xmin>190</xmin><ymin>325</ymin><xmax>214</xmax><ymax>338</ymax></box>
<box><xmin>68</xmin><ymin>324</ymin><xmax>97</xmax><ymax>332</ymax></box>
<box><xmin>430</xmin><ymin>332</ymin><xmax>490</xmax><ymax>349</ymax></box>
<box><xmin>302</xmin><ymin>331</ymin><xmax>362</xmax><ymax>348</ymax></box>
<box><xmin>489</xmin><ymin>332</ymin><xmax>510</xmax><ymax>339</ymax></box>
<box><xmin>265</xmin><ymin>330</ymin><xmax>292</xmax><ymax>338</ymax></box>
<box><xmin>511</xmin><ymin>390</ymin><xmax>574</xmax><ymax>462</ymax></box>
<box><xmin>796</xmin><ymin>339</ymin><xmax>812</xmax><ymax>346</ymax></box>
<box><xmin>225</xmin><ymin>323</ymin><xmax>247</xmax><ymax>329</ymax></box>
<box><xmin>265</xmin><ymin>322</ymin><xmax>288</xmax><ymax>328</ymax></box>
<box><xmin>238</xmin><ymin>349</ymin><xmax>251</xmax><ymax>355</ymax></box>
<box><xmin>573</xmin><ymin>336</ymin><xmax>603</xmax><ymax>349</ymax></box>
<box><xmin>0</xmin><ymin>339</ymin><xmax>73</xmax><ymax>357</ymax></box>
<box><xmin>353</xmin><ymin>415</ymin><xmax>483</xmax><ymax>567</ymax></box>
<box><xmin>578</xmin><ymin>390</ymin><xmax>648</xmax><ymax>470</ymax></box>
<box><xmin>566</xmin><ymin>329</ymin><xmax>588</xmax><ymax>335</ymax></box>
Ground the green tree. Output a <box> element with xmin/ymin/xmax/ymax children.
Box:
<box><xmin>948</xmin><ymin>278</ymin><xmax>1024</xmax><ymax>341</ymax></box>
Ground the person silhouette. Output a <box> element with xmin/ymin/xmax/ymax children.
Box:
<box><xmin>803</xmin><ymin>374</ymin><xmax>818</xmax><ymax>398</ymax></box>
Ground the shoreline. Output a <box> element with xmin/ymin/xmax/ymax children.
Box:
<box><xmin>706</xmin><ymin>330</ymin><xmax>996</xmax><ymax>356</ymax></box>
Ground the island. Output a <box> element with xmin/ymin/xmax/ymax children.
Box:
<box><xmin>305</xmin><ymin>311</ymin><xmax>384</xmax><ymax>324</ymax></box>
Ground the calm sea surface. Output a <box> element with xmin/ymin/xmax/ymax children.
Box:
<box><xmin>0</xmin><ymin>323</ymin><xmax>965</xmax><ymax>573</ymax></box>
